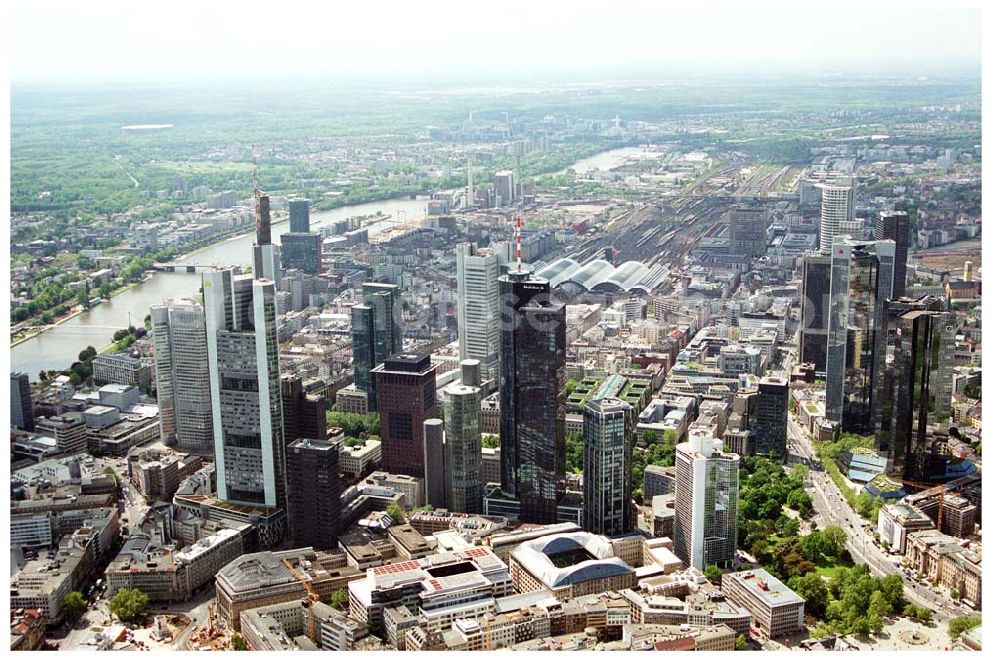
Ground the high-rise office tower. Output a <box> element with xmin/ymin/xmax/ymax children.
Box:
<box><xmin>754</xmin><ymin>375</ymin><xmax>789</xmax><ymax>460</ymax></box>
<box><xmin>288</xmin><ymin>198</ymin><xmax>311</xmax><ymax>233</ymax></box>
<box><xmin>817</xmin><ymin>182</ymin><xmax>855</xmax><ymax>253</ymax></box>
<box><xmin>252</xmin><ymin>193</ymin><xmax>281</xmax><ymax>282</ymax></box>
<box><xmin>728</xmin><ymin>204</ymin><xmax>769</xmax><ymax>258</ymax></box>
<box><xmin>674</xmin><ymin>429</ymin><xmax>740</xmax><ymax>571</ymax></box>
<box><xmin>498</xmin><ymin>262</ymin><xmax>566</xmax><ymax>524</ymax></box>
<box><xmin>825</xmin><ymin>238</ymin><xmax>896</xmax><ymax>434</ymax></box>
<box><xmin>582</xmin><ymin>397</ymin><xmax>633</xmax><ymax>536</ymax></box>
<box><xmin>466</xmin><ymin>158</ymin><xmax>475</xmax><ymax>209</ymax></box>
<box><xmin>281</xmin><ymin>374</ymin><xmax>327</xmax><ymax>445</ymax></box>
<box><xmin>799</xmin><ymin>254</ymin><xmax>833</xmax><ymax>373</ymax></box>
<box><xmin>287</xmin><ymin>436</ymin><xmax>341</xmax><ymax>549</ymax></box>
<box><xmin>10</xmin><ymin>372</ymin><xmax>34</xmax><ymax>432</ymax></box>
<box><xmin>351</xmin><ymin>283</ymin><xmax>404</xmax><ymax>410</ymax></box>
<box><xmin>373</xmin><ymin>353</ymin><xmax>439</xmax><ymax>479</ymax></box>
<box><xmin>203</xmin><ymin>269</ymin><xmax>286</xmax><ymax>508</ymax></box>
<box><xmin>151</xmin><ymin>300</ymin><xmax>214</xmax><ymax>453</ymax></box>
<box><xmin>456</xmin><ymin>244</ymin><xmax>501</xmax><ymax>384</ymax></box>
<box><xmin>878</xmin><ymin>298</ymin><xmax>956</xmax><ymax>482</ymax></box>
<box><xmin>279</xmin><ymin>232</ymin><xmax>323</xmax><ymax>274</ymax></box>
<box><xmin>443</xmin><ymin>359</ymin><xmax>483</xmax><ymax>513</ymax></box>
<box><xmin>423</xmin><ymin>419</ymin><xmax>447</xmax><ymax>509</ymax></box>
<box><xmin>874</xmin><ymin>210</ymin><xmax>911</xmax><ymax>298</ymax></box>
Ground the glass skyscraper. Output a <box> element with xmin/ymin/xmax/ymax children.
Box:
<box><xmin>498</xmin><ymin>265</ymin><xmax>566</xmax><ymax>524</ymax></box>
<box><xmin>583</xmin><ymin>397</ymin><xmax>633</xmax><ymax>536</ymax></box>
<box><xmin>674</xmin><ymin>429</ymin><xmax>740</xmax><ymax>571</ymax></box>
<box><xmin>350</xmin><ymin>282</ymin><xmax>404</xmax><ymax>409</ymax></box>
<box><xmin>825</xmin><ymin>238</ymin><xmax>896</xmax><ymax>434</ymax></box>
<box><xmin>203</xmin><ymin>269</ymin><xmax>285</xmax><ymax>509</ymax></box>
<box><xmin>878</xmin><ymin>298</ymin><xmax>956</xmax><ymax>482</ymax></box>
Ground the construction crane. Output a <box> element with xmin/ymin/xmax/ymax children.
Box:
<box><xmin>900</xmin><ymin>479</ymin><xmax>955</xmax><ymax>530</ymax></box>
<box><xmin>283</xmin><ymin>558</ymin><xmax>319</xmax><ymax>641</ymax></box>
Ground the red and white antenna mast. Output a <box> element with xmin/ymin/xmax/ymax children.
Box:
<box><xmin>515</xmin><ymin>215</ymin><xmax>522</xmax><ymax>271</ymax></box>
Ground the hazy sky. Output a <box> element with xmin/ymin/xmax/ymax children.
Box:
<box><xmin>8</xmin><ymin>1</ymin><xmax>982</xmax><ymax>83</ymax></box>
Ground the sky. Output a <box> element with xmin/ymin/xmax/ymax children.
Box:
<box><xmin>6</xmin><ymin>2</ymin><xmax>983</xmax><ymax>84</ymax></box>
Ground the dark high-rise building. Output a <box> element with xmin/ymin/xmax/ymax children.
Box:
<box><xmin>825</xmin><ymin>239</ymin><xmax>896</xmax><ymax>434</ymax></box>
<box><xmin>286</xmin><ymin>436</ymin><xmax>341</xmax><ymax>550</ymax></box>
<box><xmin>878</xmin><ymin>298</ymin><xmax>956</xmax><ymax>482</ymax></box>
<box><xmin>280</xmin><ymin>232</ymin><xmax>323</xmax><ymax>275</ymax></box>
<box><xmin>11</xmin><ymin>372</ymin><xmax>34</xmax><ymax>432</ymax></box>
<box><xmin>754</xmin><ymin>375</ymin><xmax>789</xmax><ymax>460</ymax></box>
<box><xmin>799</xmin><ymin>254</ymin><xmax>832</xmax><ymax>373</ymax></box>
<box><xmin>373</xmin><ymin>353</ymin><xmax>439</xmax><ymax>479</ymax></box>
<box><xmin>288</xmin><ymin>198</ymin><xmax>311</xmax><ymax>233</ymax></box>
<box><xmin>583</xmin><ymin>397</ymin><xmax>633</xmax><ymax>536</ymax></box>
<box><xmin>281</xmin><ymin>375</ymin><xmax>327</xmax><ymax>445</ymax></box>
<box><xmin>874</xmin><ymin>210</ymin><xmax>910</xmax><ymax>298</ymax></box>
<box><xmin>252</xmin><ymin>194</ymin><xmax>281</xmax><ymax>281</ymax></box>
<box><xmin>351</xmin><ymin>283</ymin><xmax>404</xmax><ymax>409</ymax></box>
<box><xmin>422</xmin><ymin>419</ymin><xmax>447</xmax><ymax>509</ymax></box>
<box><xmin>728</xmin><ymin>204</ymin><xmax>769</xmax><ymax>258</ymax></box>
<box><xmin>498</xmin><ymin>265</ymin><xmax>566</xmax><ymax>524</ymax></box>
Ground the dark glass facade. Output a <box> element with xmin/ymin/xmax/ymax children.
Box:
<box><xmin>288</xmin><ymin>198</ymin><xmax>311</xmax><ymax>233</ymax></box>
<box><xmin>281</xmin><ymin>374</ymin><xmax>327</xmax><ymax>445</ymax></box>
<box><xmin>825</xmin><ymin>240</ymin><xmax>895</xmax><ymax>433</ymax></box>
<box><xmin>498</xmin><ymin>266</ymin><xmax>566</xmax><ymax>524</ymax></box>
<box><xmin>287</xmin><ymin>437</ymin><xmax>341</xmax><ymax>550</ymax></box>
<box><xmin>350</xmin><ymin>283</ymin><xmax>403</xmax><ymax>409</ymax></box>
<box><xmin>878</xmin><ymin>299</ymin><xmax>956</xmax><ymax>482</ymax></box>
<box><xmin>583</xmin><ymin>397</ymin><xmax>633</xmax><ymax>536</ymax></box>
<box><xmin>754</xmin><ymin>376</ymin><xmax>788</xmax><ymax>460</ymax></box>
<box><xmin>874</xmin><ymin>211</ymin><xmax>910</xmax><ymax>299</ymax></box>
<box><xmin>799</xmin><ymin>254</ymin><xmax>831</xmax><ymax>372</ymax></box>
<box><xmin>280</xmin><ymin>232</ymin><xmax>323</xmax><ymax>274</ymax></box>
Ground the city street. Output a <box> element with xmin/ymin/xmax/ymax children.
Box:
<box><xmin>785</xmin><ymin>418</ymin><xmax>975</xmax><ymax>621</ymax></box>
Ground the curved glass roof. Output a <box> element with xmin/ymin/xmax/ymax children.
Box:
<box><xmin>535</xmin><ymin>258</ymin><xmax>580</xmax><ymax>288</ymax></box>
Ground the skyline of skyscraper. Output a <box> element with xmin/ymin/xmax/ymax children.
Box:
<box><xmin>286</xmin><ymin>435</ymin><xmax>341</xmax><ymax>550</ymax></box>
<box><xmin>874</xmin><ymin>210</ymin><xmax>911</xmax><ymax>298</ymax></box>
<box><xmin>817</xmin><ymin>181</ymin><xmax>855</xmax><ymax>254</ymax></box>
<box><xmin>582</xmin><ymin>396</ymin><xmax>633</xmax><ymax>537</ymax></box>
<box><xmin>288</xmin><ymin>198</ymin><xmax>311</xmax><ymax>233</ymax></box>
<box><xmin>351</xmin><ymin>282</ymin><xmax>404</xmax><ymax>410</ymax></box>
<box><xmin>10</xmin><ymin>372</ymin><xmax>34</xmax><ymax>432</ymax></box>
<box><xmin>374</xmin><ymin>352</ymin><xmax>439</xmax><ymax>479</ymax></box>
<box><xmin>498</xmin><ymin>264</ymin><xmax>567</xmax><ymax>524</ymax></box>
<box><xmin>443</xmin><ymin>359</ymin><xmax>484</xmax><ymax>514</ymax></box>
<box><xmin>150</xmin><ymin>299</ymin><xmax>214</xmax><ymax>454</ymax></box>
<box><xmin>878</xmin><ymin>298</ymin><xmax>957</xmax><ymax>482</ymax></box>
<box><xmin>754</xmin><ymin>375</ymin><xmax>789</xmax><ymax>461</ymax></box>
<box><xmin>456</xmin><ymin>243</ymin><xmax>502</xmax><ymax>385</ymax></box>
<box><xmin>673</xmin><ymin>429</ymin><xmax>740</xmax><ymax>571</ymax></box>
<box><xmin>799</xmin><ymin>253</ymin><xmax>832</xmax><ymax>373</ymax></box>
<box><xmin>203</xmin><ymin>269</ymin><xmax>286</xmax><ymax>509</ymax></box>
<box><xmin>825</xmin><ymin>237</ymin><xmax>896</xmax><ymax>434</ymax></box>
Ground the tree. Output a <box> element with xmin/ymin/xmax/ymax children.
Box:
<box><xmin>734</xmin><ymin>634</ymin><xmax>749</xmax><ymax>650</ymax></box>
<box><xmin>949</xmin><ymin>616</ymin><xmax>981</xmax><ymax>640</ymax></box>
<box><xmin>704</xmin><ymin>564</ymin><xmax>722</xmax><ymax>585</ymax></box>
<box><xmin>330</xmin><ymin>587</ymin><xmax>348</xmax><ymax>610</ymax></box>
<box><xmin>789</xmin><ymin>572</ymin><xmax>829</xmax><ymax>618</ymax></box>
<box><xmin>63</xmin><ymin>591</ymin><xmax>87</xmax><ymax>621</ymax></box>
<box><xmin>482</xmin><ymin>434</ymin><xmax>499</xmax><ymax>449</ymax></box>
<box><xmin>231</xmin><ymin>633</ymin><xmax>249</xmax><ymax>651</ymax></box>
<box><xmin>107</xmin><ymin>587</ymin><xmax>149</xmax><ymax>624</ymax></box>
<box><xmin>386</xmin><ymin>502</ymin><xmax>405</xmax><ymax>525</ymax></box>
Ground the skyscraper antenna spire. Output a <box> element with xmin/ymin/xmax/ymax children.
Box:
<box><xmin>515</xmin><ymin>215</ymin><xmax>522</xmax><ymax>271</ymax></box>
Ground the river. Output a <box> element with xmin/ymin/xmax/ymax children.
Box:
<box><xmin>563</xmin><ymin>146</ymin><xmax>657</xmax><ymax>173</ymax></box>
<box><xmin>10</xmin><ymin>197</ymin><xmax>430</xmax><ymax>379</ymax></box>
